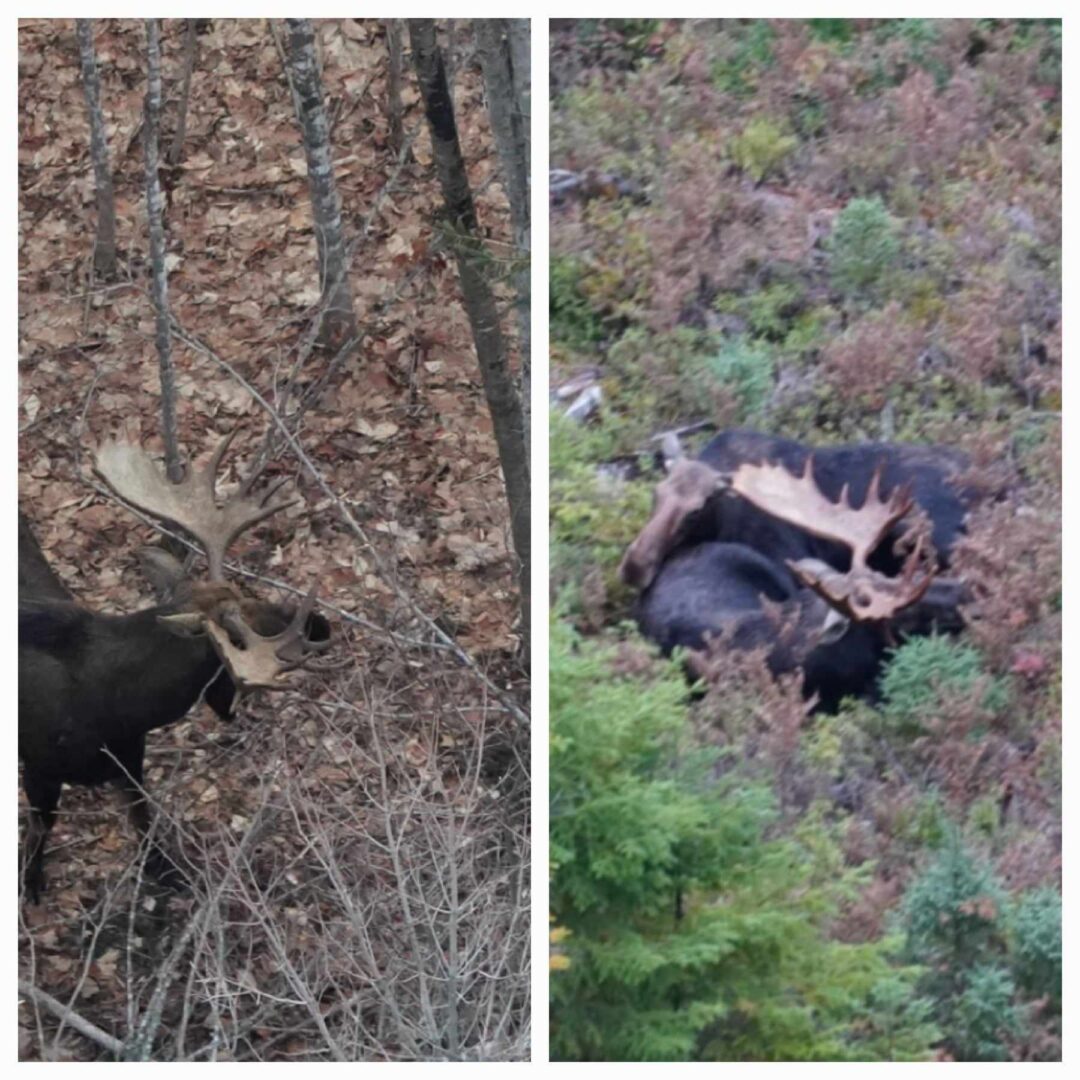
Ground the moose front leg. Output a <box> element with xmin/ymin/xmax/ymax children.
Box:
<box><xmin>113</xmin><ymin>744</ymin><xmax>187</xmax><ymax>891</ymax></box>
<box><xmin>21</xmin><ymin>773</ymin><xmax>61</xmax><ymax>904</ymax></box>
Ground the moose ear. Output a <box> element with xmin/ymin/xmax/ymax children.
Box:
<box><xmin>138</xmin><ymin>547</ymin><xmax>190</xmax><ymax>602</ymax></box>
<box><xmin>819</xmin><ymin>608</ymin><xmax>851</xmax><ymax>646</ymax></box>
<box><xmin>660</xmin><ymin>433</ymin><xmax>684</xmax><ymax>472</ymax></box>
<box><xmin>303</xmin><ymin>611</ymin><xmax>332</xmax><ymax>643</ymax></box>
<box><xmin>157</xmin><ymin>612</ymin><xmax>208</xmax><ymax>639</ymax></box>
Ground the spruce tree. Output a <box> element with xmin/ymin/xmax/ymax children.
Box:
<box><xmin>550</xmin><ymin>621</ymin><xmax>936</xmax><ymax>1061</ymax></box>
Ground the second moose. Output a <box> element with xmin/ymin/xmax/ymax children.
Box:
<box><xmin>624</xmin><ymin>429</ymin><xmax>974</xmax><ymax>710</ymax></box>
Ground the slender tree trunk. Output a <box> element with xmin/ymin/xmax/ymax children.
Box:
<box><xmin>507</xmin><ymin>17</ymin><xmax>531</xmax><ymax>445</ymax></box>
<box><xmin>75</xmin><ymin>19</ymin><xmax>117</xmax><ymax>280</ymax></box>
<box><xmin>167</xmin><ymin>18</ymin><xmax>199</xmax><ymax>166</ymax></box>
<box><xmin>475</xmin><ymin>19</ymin><xmax>531</xmax><ymax>445</ymax></box>
<box><xmin>444</xmin><ymin>20</ymin><xmax>457</xmax><ymax>101</ymax></box>
<box><xmin>283</xmin><ymin>18</ymin><xmax>357</xmax><ymax>353</ymax></box>
<box><xmin>409</xmin><ymin>19</ymin><xmax>531</xmax><ymax>662</ymax></box>
<box><xmin>384</xmin><ymin>19</ymin><xmax>406</xmax><ymax>156</ymax></box>
<box><xmin>143</xmin><ymin>19</ymin><xmax>181</xmax><ymax>482</ymax></box>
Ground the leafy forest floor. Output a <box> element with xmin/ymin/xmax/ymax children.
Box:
<box><xmin>549</xmin><ymin>19</ymin><xmax>1060</xmax><ymax>1062</ymax></box>
<box><xmin>19</xmin><ymin>19</ymin><xmax>528</xmax><ymax>1061</ymax></box>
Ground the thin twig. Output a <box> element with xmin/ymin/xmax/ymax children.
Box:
<box><xmin>168</xmin><ymin>320</ymin><xmax>528</xmax><ymax>726</ymax></box>
<box><xmin>18</xmin><ymin>981</ymin><xmax>124</xmax><ymax>1057</ymax></box>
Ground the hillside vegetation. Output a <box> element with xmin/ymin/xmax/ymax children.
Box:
<box><xmin>549</xmin><ymin>19</ymin><xmax>1060</xmax><ymax>1062</ymax></box>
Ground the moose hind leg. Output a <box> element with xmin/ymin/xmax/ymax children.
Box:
<box><xmin>21</xmin><ymin>773</ymin><xmax>61</xmax><ymax>904</ymax></box>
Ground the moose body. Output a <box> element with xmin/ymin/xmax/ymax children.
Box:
<box><xmin>697</xmin><ymin>430</ymin><xmax>971</xmax><ymax>571</ymax></box>
<box><xmin>19</xmin><ymin>595</ymin><xmax>233</xmax><ymax>899</ymax></box>
<box><xmin>621</xmin><ymin>429</ymin><xmax>972</xmax><ymax>590</ymax></box>
<box><xmin>623</xmin><ymin>430</ymin><xmax>974</xmax><ymax>711</ymax></box>
<box><xmin>18</xmin><ymin>514</ymin><xmax>72</xmax><ymax>601</ymax></box>
<box><xmin>17</xmin><ymin>438</ymin><xmax>329</xmax><ymax>903</ymax></box>
<box><xmin>638</xmin><ymin>541</ymin><xmax>882</xmax><ymax>711</ymax></box>
<box><xmin>19</xmin><ymin>597</ymin><xmax>237</xmax><ymax>786</ymax></box>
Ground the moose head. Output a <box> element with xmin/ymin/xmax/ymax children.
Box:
<box><xmin>93</xmin><ymin>429</ymin><xmax>330</xmax><ymax>689</ymax></box>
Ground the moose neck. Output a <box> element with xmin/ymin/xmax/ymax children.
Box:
<box><xmin>86</xmin><ymin>606</ymin><xmax>229</xmax><ymax>730</ymax></box>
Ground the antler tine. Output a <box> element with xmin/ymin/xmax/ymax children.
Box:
<box><xmin>205</xmin><ymin>585</ymin><xmax>330</xmax><ymax>689</ymax></box>
<box><xmin>728</xmin><ymin>454</ymin><xmax>940</xmax><ymax>623</ymax></box>
<box><xmin>205</xmin><ymin>486</ymin><xmax>299</xmax><ymax>581</ymax></box>
<box><xmin>200</xmin><ymin>427</ymin><xmax>239</xmax><ymax>494</ymax></box>
<box><xmin>95</xmin><ymin>432</ymin><xmax>299</xmax><ymax>583</ymax></box>
<box><xmin>258</xmin><ymin>476</ymin><xmax>292</xmax><ymax>508</ymax></box>
<box><xmin>866</xmin><ymin>462</ymin><xmax>883</xmax><ymax>506</ymax></box>
<box><xmin>732</xmin><ymin>456</ymin><xmax>915</xmax><ymax>568</ymax></box>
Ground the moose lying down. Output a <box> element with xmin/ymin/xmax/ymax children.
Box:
<box><xmin>622</xmin><ymin>430</ymin><xmax>973</xmax><ymax>711</ymax></box>
<box><xmin>18</xmin><ymin>432</ymin><xmax>330</xmax><ymax>903</ymax></box>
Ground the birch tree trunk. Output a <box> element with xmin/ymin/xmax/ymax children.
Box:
<box><xmin>143</xmin><ymin>19</ymin><xmax>181</xmax><ymax>482</ymax></box>
<box><xmin>384</xmin><ymin>19</ymin><xmax>406</xmax><ymax>156</ymax></box>
<box><xmin>75</xmin><ymin>19</ymin><xmax>117</xmax><ymax>280</ymax></box>
<box><xmin>409</xmin><ymin>19</ymin><xmax>531</xmax><ymax>662</ymax></box>
<box><xmin>167</xmin><ymin>19</ymin><xmax>199</xmax><ymax>166</ymax></box>
<box><xmin>284</xmin><ymin>19</ymin><xmax>357</xmax><ymax>353</ymax></box>
<box><xmin>475</xmin><ymin>19</ymin><xmax>531</xmax><ymax>444</ymax></box>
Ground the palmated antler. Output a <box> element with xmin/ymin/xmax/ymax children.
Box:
<box><xmin>732</xmin><ymin>457</ymin><xmax>914</xmax><ymax>570</ymax></box>
<box><xmin>731</xmin><ymin>458</ymin><xmax>936</xmax><ymax>621</ymax></box>
<box><xmin>204</xmin><ymin>586</ymin><xmax>330</xmax><ymax>690</ymax></box>
<box><xmin>94</xmin><ymin>429</ymin><xmax>296</xmax><ymax>581</ymax></box>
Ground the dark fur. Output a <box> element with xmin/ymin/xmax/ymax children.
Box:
<box><xmin>638</xmin><ymin>542</ymin><xmax>882</xmax><ymax>712</ymax></box>
<box><xmin>18</xmin><ymin>514</ymin><xmax>329</xmax><ymax>902</ymax></box>
<box><xmin>18</xmin><ymin>514</ymin><xmax>72</xmax><ymax>600</ymax></box>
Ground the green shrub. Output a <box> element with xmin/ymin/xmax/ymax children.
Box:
<box><xmin>698</xmin><ymin>338</ymin><xmax>775</xmax><ymax>420</ymax></box>
<box><xmin>1009</xmin><ymin>888</ymin><xmax>1061</xmax><ymax>1011</ymax></box>
<box><xmin>853</xmin><ymin>977</ymin><xmax>942</xmax><ymax>1062</ymax></box>
<box><xmin>550</xmin><ymin>621</ymin><xmax>937</xmax><ymax>1062</ymax></box>
<box><xmin>880</xmin><ymin>637</ymin><xmax>1009</xmax><ymax>732</ymax></box>
<box><xmin>710</xmin><ymin>20</ymin><xmax>775</xmax><ymax>98</ymax></box>
<box><xmin>828</xmin><ymin>197</ymin><xmax>901</xmax><ymax>299</ymax></box>
<box><xmin>952</xmin><ymin>964</ymin><xmax>1023</xmax><ymax>1061</ymax></box>
<box><xmin>603</xmin><ymin>327</ymin><xmax>740</xmax><ymax>431</ymax></box>
<box><xmin>967</xmin><ymin>795</ymin><xmax>1001</xmax><ymax>838</ymax></box>
<box><xmin>550</xmin><ymin>412</ymin><xmax>653</xmax><ymax>613</ymax></box>
<box><xmin>729</xmin><ymin>117</ymin><xmax>797</xmax><ymax>183</ymax></box>
<box><xmin>900</xmin><ymin>831</ymin><xmax>1024</xmax><ymax>1060</ymax></box>
<box><xmin>747</xmin><ymin>281</ymin><xmax>805</xmax><ymax>340</ymax></box>
<box><xmin>902</xmin><ymin>832</ymin><xmax>1007</xmax><ymax>971</ymax></box>
<box><xmin>551</xmin><ymin>255</ymin><xmax>607</xmax><ymax>348</ymax></box>
<box><xmin>892</xmin><ymin>792</ymin><xmax>949</xmax><ymax>850</ymax></box>
<box><xmin>809</xmin><ymin>19</ymin><xmax>854</xmax><ymax>46</ymax></box>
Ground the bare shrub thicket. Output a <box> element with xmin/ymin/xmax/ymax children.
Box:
<box><xmin>20</xmin><ymin>651</ymin><xmax>529</xmax><ymax>1062</ymax></box>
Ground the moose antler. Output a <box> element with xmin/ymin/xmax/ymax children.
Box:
<box><xmin>94</xmin><ymin>430</ymin><xmax>296</xmax><ymax>581</ymax></box>
<box><xmin>731</xmin><ymin>457</ymin><xmax>936</xmax><ymax>621</ymax></box>
<box><xmin>204</xmin><ymin>586</ymin><xmax>330</xmax><ymax>690</ymax></box>
<box><xmin>731</xmin><ymin>457</ymin><xmax>914</xmax><ymax>570</ymax></box>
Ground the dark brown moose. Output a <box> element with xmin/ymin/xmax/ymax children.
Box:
<box><xmin>620</xmin><ymin>429</ymin><xmax>970</xmax><ymax>591</ymax></box>
<box><xmin>625</xmin><ymin>430</ymin><xmax>972</xmax><ymax>710</ymax></box>
<box><xmin>18</xmin><ymin>432</ymin><xmax>330</xmax><ymax>903</ymax></box>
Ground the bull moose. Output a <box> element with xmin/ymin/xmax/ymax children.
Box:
<box><xmin>623</xmin><ymin>429</ymin><xmax>973</xmax><ymax>709</ymax></box>
<box><xmin>18</xmin><ymin>432</ymin><xmax>331</xmax><ymax>903</ymax></box>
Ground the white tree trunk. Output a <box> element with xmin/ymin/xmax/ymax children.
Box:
<box><xmin>143</xmin><ymin>19</ymin><xmax>181</xmax><ymax>482</ymax></box>
<box><xmin>284</xmin><ymin>18</ymin><xmax>357</xmax><ymax>353</ymax></box>
<box><xmin>75</xmin><ymin>19</ymin><xmax>117</xmax><ymax>280</ymax></box>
